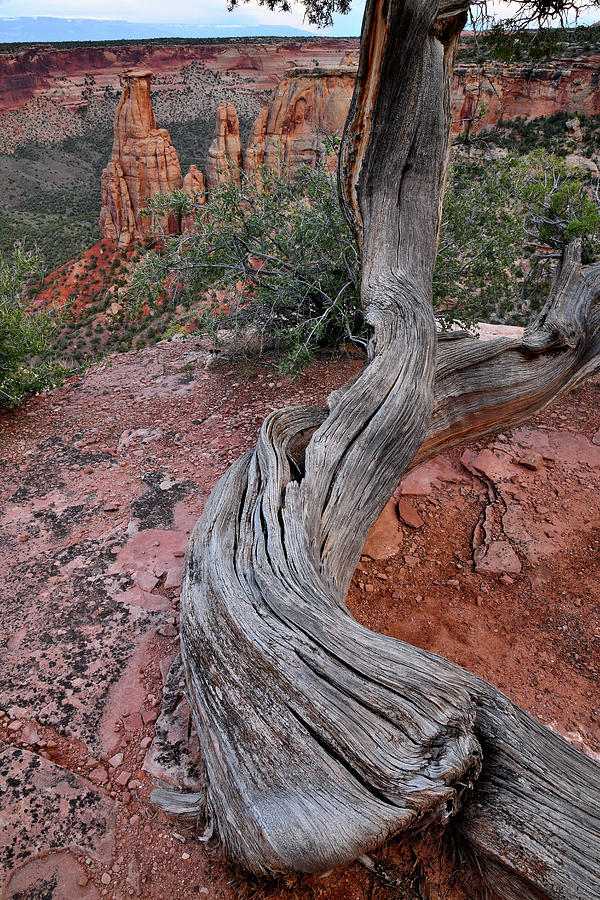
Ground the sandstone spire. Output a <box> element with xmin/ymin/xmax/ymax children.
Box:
<box><xmin>205</xmin><ymin>102</ymin><xmax>243</xmax><ymax>193</ymax></box>
<box><xmin>182</xmin><ymin>164</ymin><xmax>206</xmax><ymax>230</ymax></box>
<box><xmin>244</xmin><ymin>106</ymin><xmax>269</xmax><ymax>176</ymax></box>
<box><xmin>100</xmin><ymin>69</ymin><xmax>183</xmax><ymax>249</ymax></box>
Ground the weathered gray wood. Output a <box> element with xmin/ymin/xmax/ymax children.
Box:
<box><xmin>153</xmin><ymin>0</ymin><xmax>600</xmax><ymax>894</ymax></box>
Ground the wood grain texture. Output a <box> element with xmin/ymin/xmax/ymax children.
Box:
<box><xmin>154</xmin><ymin>0</ymin><xmax>600</xmax><ymax>894</ymax></box>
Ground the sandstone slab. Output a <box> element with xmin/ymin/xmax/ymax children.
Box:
<box><xmin>0</xmin><ymin>743</ymin><xmax>117</xmax><ymax>885</ymax></box>
<box><xmin>474</xmin><ymin>540</ymin><xmax>522</xmax><ymax>575</ymax></box>
<box><xmin>3</xmin><ymin>850</ymin><xmax>100</xmax><ymax>900</ymax></box>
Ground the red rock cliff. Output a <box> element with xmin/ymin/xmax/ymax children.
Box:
<box><xmin>0</xmin><ymin>39</ymin><xmax>359</xmax><ymax>113</ymax></box>
<box><xmin>244</xmin><ymin>66</ymin><xmax>356</xmax><ymax>175</ymax></box>
<box><xmin>100</xmin><ymin>69</ymin><xmax>183</xmax><ymax>248</ymax></box>
<box><xmin>240</xmin><ymin>52</ymin><xmax>600</xmax><ymax>177</ymax></box>
<box><xmin>452</xmin><ymin>56</ymin><xmax>600</xmax><ymax>130</ymax></box>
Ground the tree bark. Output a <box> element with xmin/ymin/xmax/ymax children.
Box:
<box><xmin>154</xmin><ymin>0</ymin><xmax>600</xmax><ymax>895</ymax></box>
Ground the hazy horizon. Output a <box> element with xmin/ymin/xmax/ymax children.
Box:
<box><xmin>0</xmin><ymin>0</ymin><xmax>367</xmax><ymax>39</ymax></box>
<box><xmin>0</xmin><ymin>15</ymin><xmax>359</xmax><ymax>42</ymax></box>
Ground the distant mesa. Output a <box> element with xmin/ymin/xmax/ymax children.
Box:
<box><xmin>0</xmin><ymin>16</ymin><xmax>313</xmax><ymax>44</ymax></box>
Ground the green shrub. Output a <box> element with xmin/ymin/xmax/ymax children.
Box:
<box><xmin>0</xmin><ymin>245</ymin><xmax>67</xmax><ymax>405</ymax></box>
<box><xmin>131</xmin><ymin>151</ymin><xmax>365</xmax><ymax>374</ymax></box>
<box><xmin>129</xmin><ymin>151</ymin><xmax>600</xmax><ymax>361</ymax></box>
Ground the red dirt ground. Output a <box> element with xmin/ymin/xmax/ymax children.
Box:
<box><xmin>0</xmin><ymin>338</ymin><xmax>598</xmax><ymax>900</ymax></box>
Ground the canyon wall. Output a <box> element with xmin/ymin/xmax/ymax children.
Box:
<box><xmin>243</xmin><ymin>55</ymin><xmax>600</xmax><ymax>158</ymax></box>
<box><xmin>0</xmin><ymin>38</ymin><xmax>358</xmax><ymax>114</ymax></box>
<box><xmin>2</xmin><ymin>39</ymin><xmax>600</xmax><ymax>155</ymax></box>
<box><xmin>2</xmin><ymin>38</ymin><xmax>599</xmax><ymax>129</ymax></box>
<box><xmin>244</xmin><ymin>66</ymin><xmax>356</xmax><ymax>174</ymax></box>
<box><xmin>100</xmin><ymin>69</ymin><xmax>183</xmax><ymax>248</ymax></box>
<box><xmin>452</xmin><ymin>56</ymin><xmax>600</xmax><ymax>129</ymax></box>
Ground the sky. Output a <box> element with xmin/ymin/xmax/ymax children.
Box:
<box><xmin>0</xmin><ymin>0</ymin><xmax>367</xmax><ymax>35</ymax></box>
<box><xmin>1</xmin><ymin>0</ymin><xmax>597</xmax><ymax>38</ymax></box>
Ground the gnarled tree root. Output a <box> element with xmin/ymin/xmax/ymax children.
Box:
<box><xmin>152</xmin><ymin>0</ymin><xmax>600</xmax><ymax>891</ymax></box>
<box><xmin>153</xmin><ymin>244</ymin><xmax>600</xmax><ymax>897</ymax></box>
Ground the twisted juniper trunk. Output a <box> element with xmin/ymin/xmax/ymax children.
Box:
<box><xmin>155</xmin><ymin>0</ymin><xmax>600</xmax><ymax>895</ymax></box>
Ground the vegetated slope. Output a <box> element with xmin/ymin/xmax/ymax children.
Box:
<box><xmin>0</xmin><ymin>131</ymin><xmax>109</xmax><ymax>272</ymax></box>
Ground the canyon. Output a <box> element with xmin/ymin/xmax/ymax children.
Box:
<box><xmin>3</xmin><ymin>34</ymin><xmax>599</xmax><ymax>269</ymax></box>
<box><xmin>1</xmin><ymin>36</ymin><xmax>600</xmax><ymax>155</ymax></box>
<box><xmin>98</xmin><ymin>43</ymin><xmax>600</xmax><ymax>246</ymax></box>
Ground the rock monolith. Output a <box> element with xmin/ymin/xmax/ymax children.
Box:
<box><xmin>205</xmin><ymin>102</ymin><xmax>243</xmax><ymax>193</ymax></box>
<box><xmin>244</xmin><ymin>66</ymin><xmax>357</xmax><ymax>177</ymax></box>
<box><xmin>100</xmin><ymin>69</ymin><xmax>183</xmax><ymax>248</ymax></box>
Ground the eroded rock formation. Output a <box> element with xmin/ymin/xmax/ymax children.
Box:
<box><xmin>452</xmin><ymin>56</ymin><xmax>600</xmax><ymax>132</ymax></box>
<box><xmin>205</xmin><ymin>102</ymin><xmax>242</xmax><ymax>193</ymax></box>
<box><xmin>244</xmin><ymin>66</ymin><xmax>357</xmax><ymax>176</ymax></box>
<box><xmin>99</xmin><ymin>50</ymin><xmax>600</xmax><ymax>247</ymax></box>
<box><xmin>182</xmin><ymin>164</ymin><xmax>206</xmax><ymax>230</ymax></box>
<box><xmin>242</xmin><ymin>53</ymin><xmax>600</xmax><ymax>174</ymax></box>
<box><xmin>100</xmin><ymin>69</ymin><xmax>182</xmax><ymax>248</ymax></box>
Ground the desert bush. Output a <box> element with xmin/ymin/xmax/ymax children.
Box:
<box><xmin>129</xmin><ymin>151</ymin><xmax>600</xmax><ymax>365</ymax></box>
<box><xmin>131</xmin><ymin>153</ymin><xmax>364</xmax><ymax>373</ymax></box>
<box><xmin>436</xmin><ymin>151</ymin><xmax>600</xmax><ymax>324</ymax></box>
<box><xmin>0</xmin><ymin>245</ymin><xmax>67</xmax><ymax>406</ymax></box>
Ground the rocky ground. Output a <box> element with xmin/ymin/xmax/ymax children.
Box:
<box><xmin>0</xmin><ymin>335</ymin><xmax>598</xmax><ymax>899</ymax></box>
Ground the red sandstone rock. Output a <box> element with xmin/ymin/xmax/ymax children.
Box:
<box><xmin>244</xmin><ymin>105</ymin><xmax>269</xmax><ymax>178</ymax></box>
<box><xmin>340</xmin><ymin>50</ymin><xmax>359</xmax><ymax>66</ymax></box>
<box><xmin>205</xmin><ymin>102</ymin><xmax>242</xmax><ymax>193</ymax></box>
<box><xmin>467</xmin><ymin>447</ymin><xmax>517</xmax><ymax>483</ymax></box>
<box><xmin>0</xmin><ymin>39</ymin><xmax>359</xmax><ymax>117</ymax></box>
<box><xmin>244</xmin><ymin>66</ymin><xmax>356</xmax><ymax>177</ymax></box>
<box><xmin>182</xmin><ymin>164</ymin><xmax>206</xmax><ymax>230</ymax></box>
<box><xmin>396</xmin><ymin>499</ymin><xmax>424</xmax><ymax>529</ymax></box>
<box><xmin>88</xmin><ymin>765</ymin><xmax>109</xmax><ymax>784</ymax></box>
<box><xmin>100</xmin><ymin>69</ymin><xmax>182</xmax><ymax>248</ymax></box>
<box><xmin>3</xmin><ymin>850</ymin><xmax>102</xmax><ymax>900</ymax></box>
<box><xmin>362</xmin><ymin>497</ymin><xmax>402</xmax><ymax>560</ymax></box>
<box><xmin>2</xmin><ymin>39</ymin><xmax>600</xmax><ymax>159</ymax></box>
<box><xmin>474</xmin><ymin>540</ymin><xmax>522</xmax><ymax>575</ymax></box>
<box><xmin>397</xmin><ymin>454</ymin><xmax>467</xmax><ymax>496</ymax></box>
<box><xmin>518</xmin><ymin>452</ymin><xmax>544</xmax><ymax>471</ymax></box>
<box><xmin>451</xmin><ymin>56</ymin><xmax>600</xmax><ymax>135</ymax></box>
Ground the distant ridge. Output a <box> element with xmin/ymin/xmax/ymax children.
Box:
<box><xmin>0</xmin><ymin>16</ymin><xmax>312</xmax><ymax>44</ymax></box>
